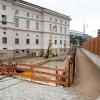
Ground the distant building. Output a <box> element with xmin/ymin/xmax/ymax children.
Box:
<box><xmin>70</xmin><ymin>30</ymin><xmax>92</xmax><ymax>46</ymax></box>
<box><xmin>97</xmin><ymin>29</ymin><xmax>100</xmax><ymax>36</ymax></box>
<box><xmin>0</xmin><ymin>0</ymin><xmax>71</xmax><ymax>58</ymax></box>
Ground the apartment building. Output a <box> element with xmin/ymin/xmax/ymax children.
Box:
<box><xmin>0</xmin><ymin>0</ymin><xmax>71</xmax><ymax>58</ymax></box>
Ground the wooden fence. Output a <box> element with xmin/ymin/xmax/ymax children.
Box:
<box><xmin>13</xmin><ymin>64</ymin><xmax>68</xmax><ymax>87</ymax></box>
<box><xmin>82</xmin><ymin>36</ymin><xmax>100</xmax><ymax>56</ymax></box>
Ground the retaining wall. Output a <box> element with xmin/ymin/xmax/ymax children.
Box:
<box><xmin>82</xmin><ymin>48</ymin><xmax>100</xmax><ymax>68</ymax></box>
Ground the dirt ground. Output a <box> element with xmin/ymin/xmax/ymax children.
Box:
<box><xmin>14</xmin><ymin>48</ymin><xmax>100</xmax><ymax>100</ymax></box>
<box><xmin>66</xmin><ymin>48</ymin><xmax>100</xmax><ymax>100</ymax></box>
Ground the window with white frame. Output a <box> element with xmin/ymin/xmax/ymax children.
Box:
<box><xmin>2</xmin><ymin>37</ymin><xmax>7</xmax><ymax>44</ymax></box>
<box><xmin>55</xmin><ymin>40</ymin><xmax>57</xmax><ymax>45</ymax></box>
<box><xmin>15</xmin><ymin>10</ymin><xmax>19</xmax><ymax>15</ymax></box>
<box><xmin>55</xmin><ymin>25</ymin><xmax>57</xmax><ymax>32</ymax></box>
<box><xmin>60</xmin><ymin>40</ymin><xmax>62</xmax><ymax>45</ymax></box>
<box><xmin>27</xmin><ymin>13</ymin><xmax>29</xmax><ymax>17</ymax></box>
<box><xmin>15</xmin><ymin>38</ymin><xmax>19</xmax><ymax>44</ymax></box>
<box><xmin>36</xmin><ymin>15</ymin><xmax>39</xmax><ymax>19</ymax></box>
<box><xmin>36</xmin><ymin>39</ymin><xmax>39</xmax><ymax>45</ymax></box>
<box><xmin>3</xmin><ymin>32</ymin><xmax>6</xmax><ymax>35</ymax></box>
<box><xmin>2</xmin><ymin>15</ymin><xmax>7</xmax><ymax>25</ymax></box>
<box><xmin>26</xmin><ymin>20</ymin><xmax>30</xmax><ymax>29</ymax></box>
<box><xmin>26</xmin><ymin>39</ymin><xmax>30</xmax><ymax>44</ymax></box>
<box><xmin>50</xmin><ymin>17</ymin><xmax>52</xmax><ymax>21</ymax></box>
<box><xmin>49</xmin><ymin>24</ymin><xmax>52</xmax><ymax>31</ymax></box>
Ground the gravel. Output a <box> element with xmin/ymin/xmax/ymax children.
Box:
<box><xmin>0</xmin><ymin>76</ymin><xmax>84</xmax><ymax>100</ymax></box>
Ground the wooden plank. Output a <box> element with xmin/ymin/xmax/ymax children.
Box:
<box><xmin>33</xmin><ymin>65</ymin><xmax>66</xmax><ymax>72</ymax></box>
<box><xmin>17</xmin><ymin>64</ymin><xmax>66</xmax><ymax>72</ymax></box>
<box><xmin>33</xmin><ymin>70</ymin><xmax>67</xmax><ymax>78</ymax></box>
<box><xmin>16</xmin><ymin>68</ymin><xmax>31</xmax><ymax>72</ymax></box>
<box><xmin>16</xmin><ymin>73</ymin><xmax>31</xmax><ymax>78</ymax></box>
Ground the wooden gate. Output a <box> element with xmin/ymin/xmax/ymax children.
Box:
<box><xmin>13</xmin><ymin>64</ymin><xmax>68</xmax><ymax>87</ymax></box>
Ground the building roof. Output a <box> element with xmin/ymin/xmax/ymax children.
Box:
<box><xmin>15</xmin><ymin>0</ymin><xmax>71</xmax><ymax>20</ymax></box>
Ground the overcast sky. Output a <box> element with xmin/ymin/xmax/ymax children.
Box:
<box><xmin>25</xmin><ymin>0</ymin><xmax>100</xmax><ymax>37</ymax></box>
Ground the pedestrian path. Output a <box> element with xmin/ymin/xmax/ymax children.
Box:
<box><xmin>69</xmin><ymin>48</ymin><xmax>100</xmax><ymax>100</ymax></box>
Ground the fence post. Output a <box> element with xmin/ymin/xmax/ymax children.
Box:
<box><xmin>30</xmin><ymin>66</ymin><xmax>33</xmax><ymax>82</ymax></box>
<box><xmin>56</xmin><ymin>66</ymin><xmax>58</xmax><ymax>86</ymax></box>
<box><xmin>12</xmin><ymin>61</ymin><xmax>16</xmax><ymax>78</ymax></box>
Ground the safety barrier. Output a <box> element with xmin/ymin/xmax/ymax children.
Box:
<box><xmin>82</xmin><ymin>36</ymin><xmax>100</xmax><ymax>56</ymax></box>
<box><xmin>12</xmin><ymin>64</ymin><xmax>68</xmax><ymax>87</ymax></box>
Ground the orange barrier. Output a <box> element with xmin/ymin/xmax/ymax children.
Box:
<box><xmin>82</xmin><ymin>36</ymin><xmax>100</xmax><ymax>56</ymax></box>
<box><xmin>14</xmin><ymin>64</ymin><xmax>68</xmax><ymax>87</ymax></box>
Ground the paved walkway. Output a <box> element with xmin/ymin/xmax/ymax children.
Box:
<box><xmin>67</xmin><ymin>48</ymin><xmax>100</xmax><ymax>100</ymax></box>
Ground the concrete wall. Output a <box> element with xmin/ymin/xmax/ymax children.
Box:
<box><xmin>82</xmin><ymin>48</ymin><xmax>100</xmax><ymax>68</ymax></box>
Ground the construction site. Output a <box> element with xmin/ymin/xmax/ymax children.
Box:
<box><xmin>0</xmin><ymin>35</ymin><xmax>100</xmax><ymax>100</ymax></box>
<box><xmin>0</xmin><ymin>0</ymin><xmax>100</xmax><ymax>100</ymax></box>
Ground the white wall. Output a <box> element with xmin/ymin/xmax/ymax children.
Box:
<box><xmin>0</xmin><ymin>0</ymin><xmax>70</xmax><ymax>51</ymax></box>
<box><xmin>82</xmin><ymin>48</ymin><xmax>100</xmax><ymax>68</ymax></box>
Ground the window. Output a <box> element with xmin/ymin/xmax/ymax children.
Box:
<box><xmin>15</xmin><ymin>38</ymin><xmax>19</xmax><ymax>44</ymax></box>
<box><xmin>60</xmin><ymin>26</ymin><xmax>62</xmax><ymax>33</ymax></box>
<box><xmin>50</xmin><ymin>17</ymin><xmax>52</xmax><ymax>21</ymax></box>
<box><xmin>27</xmin><ymin>50</ymin><xmax>29</xmax><ymax>53</ymax></box>
<box><xmin>27</xmin><ymin>34</ymin><xmax>29</xmax><ymax>37</ymax></box>
<box><xmin>15</xmin><ymin>18</ymin><xmax>19</xmax><ymax>27</ymax></box>
<box><xmin>36</xmin><ymin>39</ymin><xmax>39</xmax><ymax>45</ymax></box>
<box><xmin>55</xmin><ymin>25</ymin><xmax>57</xmax><ymax>32</ymax></box>
<box><xmin>36</xmin><ymin>35</ymin><xmax>38</xmax><ymax>37</ymax></box>
<box><xmin>60</xmin><ymin>20</ymin><xmax>62</xmax><ymax>24</ymax></box>
<box><xmin>26</xmin><ymin>20</ymin><xmax>30</xmax><ymax>29</ymax></box>
<box><xmin>3</xmin><ymin>48</ymin><xmax>7</xmax><ymax>50</ymax></box>
<box><xmin>2</xmin><ymin>37</ymin><xmax>7</xmax><ymax>44</ymax></box>
<box><xmin>49</xmin><ymin>24</ymin><xmax>52</xmax><ymax>31</ymax></box>
<box><xmin>2</xmin><ymin>15</ymin><xmax>7</xmax><ymax>25</ymax></box>
<box><xmin>2</xmin><ymin>5</ymin><xmax>6</xmax><ymax>10</ymax></box>
<box><xmin>16</xmin><ymin>33</ymin><xmax>18</xmax><ymax>36</ymax></box>
<box><xmin>55</xmin><ymin>40</ymin><xmax>57</xmax><ymax>45</ymax></box>
<box><xmin>16</xmin><ymin>51</ymin><xmax>19</xmax><ymax>54</ymax></box>
<box><xmin>22</xmin><ymin>50</ymin><xmax>24</xmax><ymax>52</ymax></box>
<box><xmin>26</xmin><ymin>39</ymin><xmax>30</xmax><ymax>44</ymax></box>
<box><xmin>27</xmin><ymin>13</ymin><xmax>29</xmax><ymax>17</ymax></box>
<box><xmin>60</xmin><ymin>40</ymin><xmax>62</xmax><ymax>45</ymax></box>
<box><xmin>36</xmin><ymin>15</ymin><xmax>39</xmax><ymax>19</ymax></box>
<box><xmin>36</xmin><ymin>22</ymin><xmax>39</xmax><ymax>30</ymax></box>
<box><xmin>55</xmin><ymin>18</ymin><xmax>57</xmax><ymax>23</ymax></box>
<box><xmin>3</xmin><ymin>32</ymin><xmax>6</xmax><ymax>35</ymax></box>
<box><xmin>15</xmin><ymin>10</ymin><xmax>19</xmax><ymax>15</ymax></box>
<box><xmin>64</xmin><ymin>40</ymin><xmax>66</xmax><ymax>47</ymax></box>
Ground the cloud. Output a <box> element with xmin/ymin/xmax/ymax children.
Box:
<box><xmin>24</xmin><ymin>0</ymin><xmax>100</xmax><ymax>37</ymax></box>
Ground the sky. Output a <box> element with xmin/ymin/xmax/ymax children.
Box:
<box><xmin>25</xmin><ymin>0</ymin><xmax>100</xmax><ymax>37</ymax></box>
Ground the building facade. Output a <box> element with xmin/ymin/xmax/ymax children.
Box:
<box><xmin>70</xmin><ymin>30</ymin><xmax>92</xmax><ymax>46</ymax></box>
<box><xmin>0</xmin><ymin>0</ymin><xmax>71</xmax><ymax>58</ymax></box>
